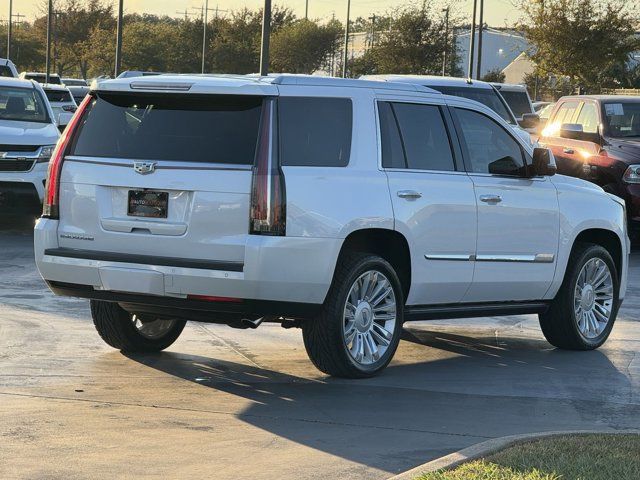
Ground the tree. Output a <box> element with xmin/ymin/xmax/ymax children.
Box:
<box><xmin>271</xmin><ymin>19</ymin><xmax>342</xmax><ymax>74</ymax></box>
<box><xmin>349</xmin><ymin>2</ymin><xmax>460</xmax><ymax>77</ymax></box>
<box><xmin>481</xmin><ymin>68</ymin><xmax>505</xmax><ymax>83</ymax></box>
<box><xmin>518</xmin><ymin>0</ymin><xmax>640</xmax><ymax>92</ymax></box>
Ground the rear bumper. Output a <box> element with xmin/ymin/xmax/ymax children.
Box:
<box><xmin>35</xmin><ymin>218</ymin><xmax>342</xmax><ymax>312</ymax></box>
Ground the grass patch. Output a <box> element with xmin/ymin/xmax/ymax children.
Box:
<box><xmin>416</xmin><ymin>434</ymin><xmax>640</xmax><ymax>480</ymax></box>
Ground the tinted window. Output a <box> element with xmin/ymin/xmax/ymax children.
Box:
<box><xmin>456</xmin><ymin>108</ymin><xmax>524</xmax><ymax>176</ymax></box>
<box><xmin>0</xmin><ymin>86</ymin><xmax>50</xmax><ymax>123</ymax></box>
<box><xmin>575</xmin><ymin>103</ymin><xmax>599</xmax><ymax>134</ymax></box>
<box><xmin>382</xmin><ymin>102</ymin><xmax>455</xmax><ymax>171</ymax></box>
<box><xmin>430</xmin><ymin>85</ymin><xmax>515</xmax><ymax>125</ymax></box>
<box><xmin>45</xmin><ymin>89</ymin><xmax>72</xmax><ymax>103</ymax></box>
<box><xmin>71</xmin><ymin>93</ymin><xmax>263</xmax><ymax>164</ymax></box>
<box><xmin>378</xmin><ymin>102</ymin><xmax>406</xmax><ymax>169</ymax></box>
<box><xmin>604</xmin><ymin>102</ymin><xmax>640</xmax><ymax>138</ymax></box>
<box><xmin>63</xmin><ymin>79</ymin><xmax>87</xmax><ymax>87</ymax></box>
<box><xmin>498</xmin><ymin>90</ymin><xmax>532</xmax><ymax>118</ymax></box>
<box><xmin>279</xmin><ymin>97</ymin><xmax>352</xmax><ymax>167</ymax></box>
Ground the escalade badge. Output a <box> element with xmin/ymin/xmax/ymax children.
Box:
<box><xmin>133</xmin><ymin>161</ymin><xmax>157</xmax><ymax>175</ymax></box>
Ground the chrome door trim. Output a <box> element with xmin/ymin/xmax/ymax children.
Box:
<box><xmin>424</xmin><ymin>253</ymin><xmax>554</xmax><ymax>263</ymax></box>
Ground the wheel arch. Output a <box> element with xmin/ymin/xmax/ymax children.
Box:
<box><xmin>330</xmin><ymin>228</ymin><xmax>411</xmax><ymax>302</ymax></box>
<box><xmin>572</xmin><ymin>228</ymin><xmax>623</xmax><ymax>282</ymax></box>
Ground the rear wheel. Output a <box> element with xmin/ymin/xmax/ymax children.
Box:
<box><xmin>539</xmin><ymin>243</ymin><xmax>619</xmax><ymax>350</ymax></box>
<box><xmin>302</xmin><ymin>253</ymin><xmax>403</xmax><ymax>378</ymax></box>
<box><xmin>90</xmin><ymin>300</ymin><xmax>186</xmax><ymax>352</ymax></box>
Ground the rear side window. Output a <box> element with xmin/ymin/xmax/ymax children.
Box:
<box><xmin>70</xmin><ymin>93</ymin><xmax>263</xmax><ymax>164</ymax></box>
<box><xmin>379</xmin><ymin>101</ymin><xmax>455</xmax><ymax>171</ymax></box>
<box><xmin>279</xmin><ymin>97</ymin><xmax>352</xmax><ymax>167</ymax></box>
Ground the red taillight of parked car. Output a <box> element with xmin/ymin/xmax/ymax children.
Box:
<box><xmin>249</xmin><ymin>99</ymin><xmax>286</xmax><ymax>236</ymax></box>
<box><xmin>42</xmin><ymin>94</ymin><xmax>92</xmax><ymax>219</ymax></box>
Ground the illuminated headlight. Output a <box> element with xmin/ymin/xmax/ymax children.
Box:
<box><xmin>623</xmin><ymin>165</ymin><xmax>640</xmax><ymax>184</ymax></box>
<box><xmin>37</xmin><ymin>145</ymin><xmax>56</xmax><ymax>163</ymax></box>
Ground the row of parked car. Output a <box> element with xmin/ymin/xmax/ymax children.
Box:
<box><xmin>0</xmin><ymin>58</ymin><xmax>90</xmax><ymax>211</ymax></box>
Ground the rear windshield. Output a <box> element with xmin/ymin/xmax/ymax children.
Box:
<box><xmin>63</xmin><ymin>79</ymin><xmax>87</xmax><ymax>87</ymax></box>
<box><xmin>26</xmin><ymin>74</ymin><xmax>61</xmax><ymax>85</ymax></box>
<box><xmin>45</xmin><ymin>89</ymin><xmax>72</xmax><ymax>103</ymax></box>
<box><xmin>71</xmin><ymin>93</ymin><xmax>263</xmax><ymax>164</ymax></box>
<box><xmin>498</xmin><ymin>90</ymin><xmax>532</xmax><ymax>118</ymax></box>
<box><xmin>430</xmin><ymin>85</ymin><xmax>515</xmax><ymax>125</ymax></box>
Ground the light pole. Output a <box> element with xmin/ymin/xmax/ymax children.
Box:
<box><xmin>201</xmin><ymin>0</ymin><xmax>209</xmax><ymax>73</ymax></box>
<box><xmin>476</xmin><ymin>0</ymin><xmax>484</xmax><ymax>79</ymax></box>
<box><xmin>342</xmin><ymin>0</ymin><xmax>351</xmax><ymax>78</ymax></box>
<box><xmin>45</xmin><ymin>0</ymin><xmax>52</xmax><ymax>83</ymax></box>
<box><xmin>7</xmin><ymin>0</ymin><xmax>12</xmax><ymax>59</ymax></box>
<box><xmin>259</xmin><ymin>0</ymin><xmax>271</xmax><ymax>76</ymax></box>
<box><xmin>305</xmin><ymin>0</ymin><xmax>309</xmax><ymax>20</ymax></box>
<box><xmin>467</xmin><ymin>0</ymin><xmax>477</xmax><ymax>80</ymax></box>
<box><xmin>442</xmin><ymin>7</ymin><xmax>449</xmax><ymax>76</ymax></box>
<box><xmin>115</xmin><ymin>0</ymin><xmax>123</xmax><ymax>77</ymax></box>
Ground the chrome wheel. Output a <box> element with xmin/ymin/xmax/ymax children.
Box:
<box><xmin>574</xmin><ymin>257</ymin><xmax>614</xmax><ymax>339</ymax></box>
<box><xmin>343</xmin><ymin>270</ymin><xmax>397</xmax><ymax>366</ymax></box>
<box><xmin>132</xmin><ymin>315</ymin><xmax>177</xmax><ymax>340</ymax></box>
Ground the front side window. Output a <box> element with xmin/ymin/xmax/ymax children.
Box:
<box><xmin>430</xmin><ymin>85</ymin><xmax>515</xmax><ymax>125</ymax></box>
<box><xmin>603</xmin><ymin>102</ymin><xmax>640</xmax><ymax>138</ymax></box>
<box><xmin>575</xmin><ymin>102</ymin><xmax>599</xmax><ymax>134</ymax></box>
<box><xmin>379</xmin><ymin>101</ymin><xmax>455</xmax><ymax>171</ymax></box>
<box><xmin>498</xmin><ymin>90</ymin><xmax>532</xmax><ymax>118</ymax></box>
<box><xmin>0</xmin><ymin>86</ymin><xmax>50</xmax><ymax>123</ymax></box>
<box><xmin>279</xmin><ymin>97</ymin><xmax>352</xmax><ymax>167</ymax></box>
<box><xmin>456</xmin><ymin>107</ymin><xmax>525</xmax><ymax>176</ymax></box>
<box><xmin>71</xmin><ymin>93</ymin><xmax>263</xmax><ymax>164</ymax></box>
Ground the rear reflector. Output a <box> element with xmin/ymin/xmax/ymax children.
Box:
<box><xmin>42</xmin><ymin>94</ymin><xmax>93</xmax><ymax>219</ymax></box>
<box><xmin>187</xmin><ymin>295</ymin><xmax>243</xmax><ymax>303</ymax></box>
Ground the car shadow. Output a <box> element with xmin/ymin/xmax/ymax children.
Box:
<box><xmin>124</xmin><ymin>324</ymin><xmax>638</xmax><ymax>474</ymax></box>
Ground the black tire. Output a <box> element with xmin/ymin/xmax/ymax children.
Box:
<box><xmin>302</xmin><ymin>252</ymin><xmax>404</xmax><ymax>378</ymax></box>
<box><xmin>539</xmin><ymin>243</ymin><xmax>619</xmax><ymax>350</ymax></box>
<box><xmin>90</xmin><ymin>300</ymin><xmax>186</xmax><ymax>352</ymax></box>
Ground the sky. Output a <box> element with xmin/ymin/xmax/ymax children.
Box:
<box><xmin>3</xmin><ymin>0</ymin><xmax>521</xmax><ymax>27</ymax></box>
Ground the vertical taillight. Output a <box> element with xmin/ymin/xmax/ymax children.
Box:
<box><xmin>42</xmin><ymin>94</ymin><xmax>92</xmax><ymax>219</ymax></box>
<box><xmin>250</xmin><ymin>98</ymin><xmax>286</xmax><ymax>236</ymax></box>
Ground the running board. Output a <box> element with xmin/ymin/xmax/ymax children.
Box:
<box><xmin>404</xmin><ymin>301</ymin><xmax>549</xmax><ymax>322</ymax></box>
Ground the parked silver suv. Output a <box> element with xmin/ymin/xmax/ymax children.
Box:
<box><xmin>35</xmin><ymin>75</ymin><xmax>629</xmax><ymax>378</ymax></box>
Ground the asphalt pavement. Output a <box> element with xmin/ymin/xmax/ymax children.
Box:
<box><xmin>1</xmin><ymin>214</ymin><xmax>639</xmax><ymax>479</ymax></box>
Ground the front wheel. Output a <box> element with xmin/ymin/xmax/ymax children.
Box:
<box><xmin>539</xmin><ymin>243</ymin><xmax>619</xmax><ymax>350</ymax></box>
<box><xmin>302</xmin><ymin>253</ymin><xmax>403</xmax><ymax>378</ymax></box>
<box><xmin>90</xmin><ymin>300</ymin><xmax>186</xmax><ymax>352</ymax></box>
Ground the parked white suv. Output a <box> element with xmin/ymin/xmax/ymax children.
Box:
<box><xmin>0</xmin><ymin>78</ymin><xmax>62</xmax><ymax>209</ymax></box>
<box><xmin>34</xmin><ymin>75</ymin><xmax>629</xmax><ymax>378</ymax></box>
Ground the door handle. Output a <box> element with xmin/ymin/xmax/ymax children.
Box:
<box><xmin>397</xmin><ymin>190</ymin><xmax>422</xmax><ymax>199</ymax></box>
<box><xmin>563</xmin><ymin>148</ymin><xmax>575</xmax><ymax>154</ymax></box>
<box><xmin>479</xmin><ymin>194</ymin><xmax>502</xmax><ymax>204</ymax></box>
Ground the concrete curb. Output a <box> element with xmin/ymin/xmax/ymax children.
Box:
<box><xmin>388</xmin><ymin>429</ymin><xmax>640</xmax><ymax>480</ymax></box>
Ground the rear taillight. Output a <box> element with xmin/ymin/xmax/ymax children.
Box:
<box><xmin>250</xmin><ymin>98</ymin><xmax>286</xmax><ymax>236</ymax></box>
<box><xmin>42</xmin><ymin>94</ymin><xmax>92</xmax><ymax>219</ymax></box>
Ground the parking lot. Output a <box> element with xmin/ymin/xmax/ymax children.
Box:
<box><xmin>1</xmin><ymin>215</ymin><xmax>639</xmax><ymax>480</ymax></box>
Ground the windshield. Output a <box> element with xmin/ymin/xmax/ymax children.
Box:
<box><xmin>0</xmin><ymin>86</ymin><xmax>50</xmax><ymax>123</ymax></box>
<box><xmin>429</xmin><ymin>85</ymin><xmax>516</xmax><ymax>125</ymax></box>
<box><xmin>604</xmin><ymin>102</ymin><xmax>640</xmax><ymax>138</ymax></box>
<box><xmin>498</xmin><ymin>90</ymin><xmax>532</xmax><ymax>118</ymax></box>
<box><xmin>25</xmin><ymin>74</ymin><xmax>61</xmax><ymax>85</ymax></box>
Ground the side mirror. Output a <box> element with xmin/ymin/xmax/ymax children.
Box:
<box><xmin>57</xmin><ymin>112</ymin><xmax>74</xmax><ymax>133</ymax></box>
<box><xmin>519</xmin><ymin>113</ymin><xmax>540</xmax><ymax>129</ymax></box>
<box><xmin>560</xmin><ymin>123</ymin><xmax>601</xmax><ymax>144</ymax></box>
<box><xmin>532</xmin><ymin>147</ymin><xmax>557</xmax><ymax>177</ymax></box>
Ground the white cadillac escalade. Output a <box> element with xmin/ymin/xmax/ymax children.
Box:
<box><xmin>34</xmin><ymin>75</ymin><xmax>629</xmax><ymax>378</ymax></box>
